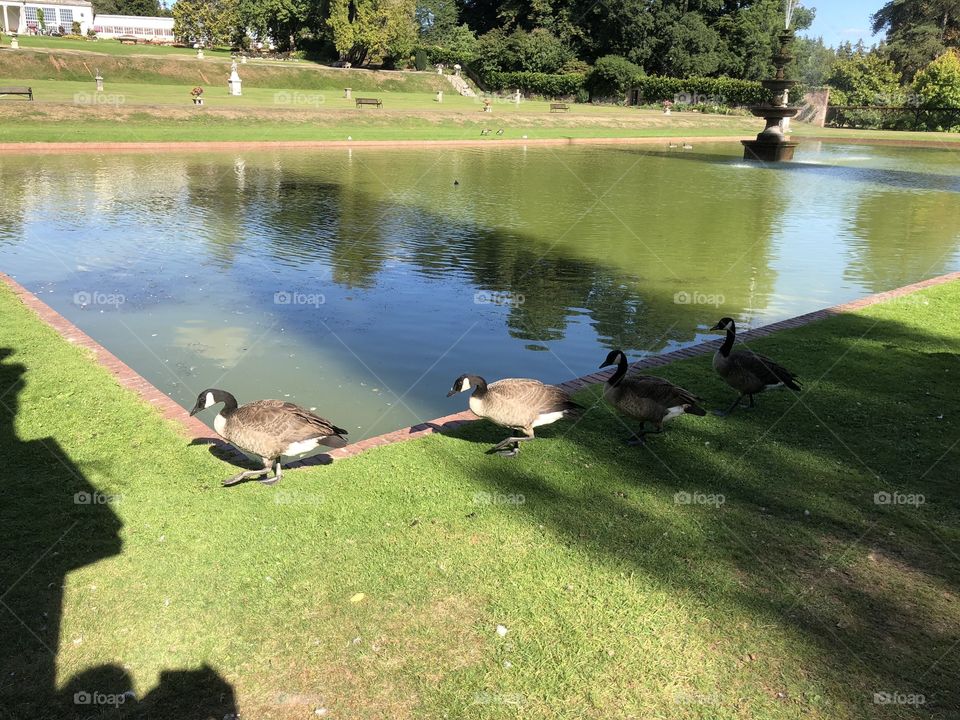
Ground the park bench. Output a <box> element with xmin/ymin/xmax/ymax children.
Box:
<box><xmin>0</xmin><ymin>86</ymin><xmax>33</xmax><ymax>101</ymax></box>
<box><xmin>355</xmin><ymin>97</ymin><xmax>383</xmax><ymax>109</ymax></box>
<box><xmin>550</xmin><ymin>102</ymin><xmax>569</xmax><ymax>112</ymax></box>
<box><xmin>117</xmin><ymin>36</ymin><xmax>138</xmax><ymax>45</ymax></box>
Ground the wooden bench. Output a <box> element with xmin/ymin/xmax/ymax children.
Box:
<box><xmin>550</xmin><ymin>102</ymin><xmax>569</xmax><ymax>112</ymax></box>
<box><xmin>0</xmin><ymin>86</ymin><xmax>33</xmax><ymax>101</ymax></box>
<box><xmin>355</xmin><ymin>97</ymin><xmax>382</xmax><ymax>108</ymax></box>
<box><xmin>117</xmin><ymin>36</ymin><xmax>138</xmax><ymax>45</ymax></box>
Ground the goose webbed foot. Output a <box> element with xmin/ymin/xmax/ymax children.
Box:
<box><xmin>222</xmin><ymin>468</ymin><xmax>270</xmax><ymax>486</ymax></box>
<box><xmin>486</xmin><ymin>435</ymin><xmax>532</xmax><ymax>457</ymax></box>
<box><xmin>259</xmin><ymin>461</ymin><xmax>283</xmax><ymax>485</ymax></box>
<box><xmin>625</xmin><ymin>434</ymin><xmax>645</xmax><ymax>446</ymax></box>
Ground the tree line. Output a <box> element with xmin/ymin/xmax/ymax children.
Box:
<box><xmin>102</xmin><ymin>0</ymin><xmax>960</xmax><ymax>112</ymax></box>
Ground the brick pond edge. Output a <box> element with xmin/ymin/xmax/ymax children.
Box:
<box><xmin>2</xmin><ymin>270</ymin><xmax>959</xmax><ymax>468</ymax></box>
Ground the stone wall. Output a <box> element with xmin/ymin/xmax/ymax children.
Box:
<box><xmin>797</xmin><ymin>87</ymin><xmax>831</xmax><ymax>127</ymax></box>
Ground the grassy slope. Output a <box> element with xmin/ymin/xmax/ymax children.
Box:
<box><xmin>1</xmin><ymin>277</ymin><xmax>958</xmax><ymax>719</ymax></box>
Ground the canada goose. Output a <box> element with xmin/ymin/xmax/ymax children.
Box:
<box><xmin>599</xmin><ymin>350</ymin><xmax>706</xmax><ymax>444</ymax></box>
<box><xmin>480</xmin><ymin>128</ymin><xmax>491</xmax><ymax>136</ymax></box>
<box><xmin>454</xmin><ymin>179</ymin><xmax>459</xmax><ymax>186</ymax></box>
<box><xmin>496</xmin><ymin>128</ymin><xmax>504</xmax><ymax>135</ymax></box>
<box><xmin>668</xmin><ymin>142</ymin><xmax>679</xmax><ymax>150</ymax></box>
<box><xmin>709</xmin><ymin>318</ymin><xmax>801</xmax><ymax>415</ymax></box>
<box><xmin>190</xmin><ymin>388</ymin><xmax>348</xmax><ymax>486</ymax></box>
<box><xmin>447</xmin><ymin>374</ymin><xmax>582</xmax><ymax>457</ymax></box>
<box><xmin>682</xmin><ymin>142</ymin><xmax>694</xmax><ymax>150</ymax></box>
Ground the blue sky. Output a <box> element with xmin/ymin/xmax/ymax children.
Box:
<box><xmin>801</xmin><ymin>1</ymin><xmax>885</xmax><ymax>47</ymax></box>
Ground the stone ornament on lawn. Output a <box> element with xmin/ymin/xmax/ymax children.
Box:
<box><xmin>228</xmin><ymin>60</ymin><xmax>242</xmax><ymax>96</ymax></box>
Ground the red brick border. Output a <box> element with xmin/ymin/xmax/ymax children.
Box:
<box><xmin>2</xmin><ymin>270</ymin><xmax>958</xmax><ymax>466</ymax></box>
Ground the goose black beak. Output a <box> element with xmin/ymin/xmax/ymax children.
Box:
<box><xmin>189</xmin><ymin>404</ymin><xmax>202</xmax><ymax>417</ymax></box>
<box><xmin>598</xmin><ymin>361</ymin><xmax>611</xmax><ymax>369</ymax></box>
<box><xmin>446</xmin><ymin>389</ymin><xmax>458</xmax><ymax>397</ymax></box>
<box><xmin>709</xmin><ymin>323</ymin><xmax>722</xmax><ymax>331</ymax></box>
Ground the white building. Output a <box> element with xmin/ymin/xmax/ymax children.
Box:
<box><xmin>1</xmin><ymin>0</ymin><xmax>93</xmax><ymax>35</ymax></box>
<box><xmin>92</xmin><ymin>14</ymin><xmax>174</xmax><ymax>41</ymax></box>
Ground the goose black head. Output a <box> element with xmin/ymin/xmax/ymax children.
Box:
<box><xmin>599</xmin><ymin>349</ymin><xmax>626</xmax><ymax>369</ymax></box>
<box><xmin>710</xmin><ymin>317</ymin><xmax>736</xmax><ymax>332</ymax></box>
<box><xmin>447</xmin><ymin>374</ymin><xmax>484</xmax><ymax>397</ymax></box>
<box><xmin>189</xmin><ymin>388</ymin><xmax>233</xmax><ymax>416</ymax></box>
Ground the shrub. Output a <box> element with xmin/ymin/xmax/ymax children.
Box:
<box><xmin>414</xmin><ymin>48</ymin><xmax>428</xmax><ymax>71</ymax></box>
<box><xmin>71</xmin><ymin>20</ymin><xmax>81</xmax><ymax>35</ymax></box>
<box><xmin>587</xmin><ymin>55</ymin><xmax>645</xmax><ymax>99</ymax></box>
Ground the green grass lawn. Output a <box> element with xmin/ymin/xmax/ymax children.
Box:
<box><xmin>1</xmin><ymin>33</ymin><xmax>234</xmax><ymax>58</ymax></box>
<box><xmin>1</xmin><ymin>275</ymin><xmax>958</xmax><ymax>719</ymax></box>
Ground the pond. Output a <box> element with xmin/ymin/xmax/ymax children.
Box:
<box><xmin>1</xmin><ymin>141</ymin><xmax>958</xmax><ymax>439</ymax></box>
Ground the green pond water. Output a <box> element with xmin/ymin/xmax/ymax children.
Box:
<box><xmin>1</xmin><ymin>141</ymin><xmax>958</xmax><ymax>439</ymax></box>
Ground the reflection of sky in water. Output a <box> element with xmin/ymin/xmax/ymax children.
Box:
<box><xmin>0</xmin><ymin>143</ymin><xmax>958</xmax><ymax>439</ymax></box>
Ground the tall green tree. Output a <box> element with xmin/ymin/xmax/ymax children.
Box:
<box><xmin>236</xmin><ymin>0</ymin><xmax>323</xmax><ymax>51</ymax></box>
<box><xmin>327</xmin><ymin>0</ymin><xmax>418</xmax><ymax>66</ymax></box>
<box><xmin>172</xmin><ymin>0</ymin><xmax>239</xmax><ymax>46</ymax></box>
<box><xmin>872</xmin><ymin>0</ymin><xmax>960</xmax><ymax>80</ymax></box>
<box><xmin>827</xmin><ymin>50</ymin><xmax>903</xmax><ymax>105</ymax></box>
<box><xmin>793</xmin><ymin>35</ymin><xmax>837</xmax><ymax>86</ymax></box>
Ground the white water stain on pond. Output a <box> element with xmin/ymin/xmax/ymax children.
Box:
<box><xmin>1</xmin><ymin>142</ymin><xmax>958</xmax><ymax>439</ymax></box>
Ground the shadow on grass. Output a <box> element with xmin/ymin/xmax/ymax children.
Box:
<box><xmin>0</xmin><ymin>348</ymin><xmax>237</xmax><ymax>719</ymax></box>
<box><xmin>445</xmin><ymin>309</ymin><xmax>960</xmax><ymax>716</ymax></box>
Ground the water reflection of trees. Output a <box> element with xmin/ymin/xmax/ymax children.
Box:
<box><xmin>5</xmin><ymin>151</ymin><xmax>786</xmax><ymax>354</ymax></box>
<box><xmin>845</xmin><ymin>190</ymin><xmax>960</xmax><ymax>293</ymax></box>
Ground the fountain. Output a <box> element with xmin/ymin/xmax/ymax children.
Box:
<box><xmin>742</xmin><ymin>1</ymin><xmax>800</xmax><ymax>162</ymax></box>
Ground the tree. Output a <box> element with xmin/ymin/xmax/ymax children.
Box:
<box><xmin>94</xmin><ymin>0</ymin><xmax>162</xmax><ymax>14</ymax></box>
<box><xmin>872</xmin><ymin>0</ymin><xmax>960</xmax><ymax>80</ymax></box>
<box><xmin>173</xmin><ymin>0</ymin><xmax>239</xmax><ymax>46</ymax></box>
<box><xmin>236</xmin><ymin>0</ymin><xmax>322</xmax><ymax>51</ymax></box>
<box><xmin>827</xmin><ymin>50</ymin><xmax>902</xmax><ymax>106</ymax></box>
<box><xmin>913</xmin><ymin>49</ymin><xmax>960</xmax><ymax>129</ymax></box>
<box><xmin>586</xmin><ymin>54</ymin><xmax>644</xmax><ymax>98</ymax></box>
<box><xmin>118</xmin><ymin>0</ymin><xmax>162</xmax><ymax>14</ymax></box>
<box><xmin>792</xmin><ymin>35</ymin><xmax>837</xmax><ymax>86</ymax></box>
<box><xmin>417</xmin><ymin>0</ymin><xmax>459</xmax><ymax>40</ymax></box>
<box><xmin>327</xmin><ymin>0</ymin><xmax>418</xmax><ymax>66</ymax></box>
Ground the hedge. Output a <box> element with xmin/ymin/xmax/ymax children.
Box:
<box><xmin>475</xmin><ymin>68</ymin><xmax>806</xmax><ymax>105</ymax></box>
<box><xmin>482</xmin><ymin>71</ymin><xmax>585</xmax><ymax>97</ymax></box>
<box><xmin>632</xmin><ymin>76</ymin><xmax>806</xmax><ymax>107</ymax></box>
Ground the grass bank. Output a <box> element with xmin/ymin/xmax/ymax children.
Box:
<box><xmin>0</xmin><ymin>100</ymin><xmax>759</xmax><ymax>143</ymax></box>
<box><xmin>0</xmin><ymin>47</ymin><xmax>448</xmax><ymax>93</ymax></box>
<box><xmin>1</xmin><ymin>275</ymin><xmax>958</xmax><ymax>719</ymax></box>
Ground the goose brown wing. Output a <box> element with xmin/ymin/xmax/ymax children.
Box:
<box><xmin>489</xmin><ymin>379</ymin><xmax>580</xmax><ymax>414</ymax></box>
<box><xmin>730</xmin><ymin>351</ymin><xmax>801</xmax><ymax>389</ymax></box>
<box><xmin>621</xmin><ymin>375</ymin><xmax>704</xmax><ymax>410</ymax></box>
<box><xmin>235</xmin><ymin>401</ymin><xmax>348</xmax><ymax>444</ymax></box>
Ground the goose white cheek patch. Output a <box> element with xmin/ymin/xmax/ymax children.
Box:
<box><xmin>461</xmin><ymin>379</ymin><xmax>471</xmax><ymax>392</ymax></box>
<box><xmin>205</xmin><ymin>391</ymin><xmax>216</xmax><ymax>408</ymax></box>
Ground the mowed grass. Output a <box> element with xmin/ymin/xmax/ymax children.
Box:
<box><xmin>0</xmin><ymin>92</ymin><xmax>760</xmax><ymax>143</ymax></box>
<box><xmin>1</xmin><ymin>276</ymin><xmax>959</xmax><ymax>718</ymax></box>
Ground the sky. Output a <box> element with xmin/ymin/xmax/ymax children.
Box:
<box><xmin>801</xmin><ymin>1</ymin><xmax>885</xmax><ymax>48</ymax></box>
